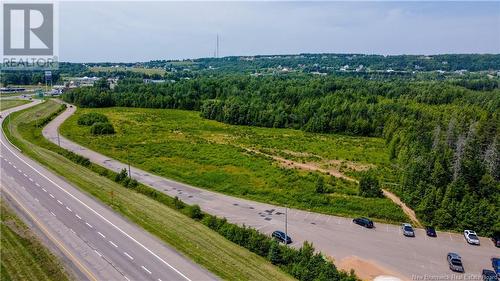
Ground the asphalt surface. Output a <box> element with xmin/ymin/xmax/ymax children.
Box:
<box><xmin>44</xmin><ymin>103</ymin><xmax>500</xmax><ymax>280</ymax></box>
<box><xmin>0</xmin><ymin>101</ymin><xmax>218</xmax><ymax>281</ymax></box>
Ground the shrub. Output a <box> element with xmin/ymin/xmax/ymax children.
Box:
<box><xmin>186</xmin><ymin>204</ymin><xmax>202</xmax><ymax>219</ymax></box>
<box><xmin>90</xmin><ymin>122</ymin><xmax>115</xmax><ymax>135</ymax></box>
<box><xmin>358</xmin><ymin>171</ymin><xmax>383</xmax><ymax>198</ymax></box>
<box><xmin>316</xmin><ymin>177</ymin><xmax>326</xmax><ymax>194</ymax></box>
<box><xmin>77</xmin><ymin>112</ymin><xmax>109</xmax><ymax>126</ymax></box>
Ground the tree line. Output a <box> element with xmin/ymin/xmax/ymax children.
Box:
<box><xmin>62</xmin><ymin>75</ymin><xmax>500</xmax><ymax>235</ymax></box>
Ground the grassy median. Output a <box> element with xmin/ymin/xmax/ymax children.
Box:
<box><xmin>0</xmin><ymin>200</ymin><xmax>71</xmax><ymax>281</ymax></box>
<box><xmin>3</xmin><ymin>99</ymin><xmax>295</xmax><ymax>280</ymax></box>
<box><xmin>0</xmin><ymin>99</ymin><xmax>29</xmax><ymax>111</ymax></box>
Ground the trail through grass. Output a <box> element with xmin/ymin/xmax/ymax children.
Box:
<box><xmin>3</xmin><ymin>100</ymin><xmax>295</xmax><ymax>281</ymax></box>
<box><xmin>61</xmin><ymin>107</ymin><xmax>407</xmax><ymax>222</ymax></box>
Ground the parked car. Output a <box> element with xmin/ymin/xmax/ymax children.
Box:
<box><xmin>272</xmin><ymin>230</ymin><xmax>292</xmax><ymax>244</ymax></box>
<box><xmin>492</xmin><ymin>258</ymin><xmax>500</xmax><ymax>278</ymax></box>
<box><xmin>402</xmin><ymin>223</ymin><xmax>415</xmax><ymax>237</ymax></box>
<box><xmin>447</xmin><ymin>253</ymin><xmax>465</xmax><ymax>272</ymax></box>
<box><xmin>353</xmin><ymin>217</ymin><xmax>374</xmax><ymax>228</ymax></box>
<box><xmin>464</xmin><ymin>230</ymin><xmax>480</xmax><ymax>245</ymax></box>
<box><xmin>425</xmin><ymin>226</ymin><xmax>437</xmax><ymax>237</ymax></box>
<box><xmin>483</xmin><ymin>270</ymin><xmax>498</xmax><ymax>281</ymax></box>
<box><xmin>492</xmin><ymin>235</ymin><xmax>500</xmax><ymax>248</ymax></box>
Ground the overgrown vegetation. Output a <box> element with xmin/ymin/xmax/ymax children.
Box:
<box><xmin>77</xmin><ymin>112</ymin><xmax>109</xmax><ymax>125</ymax></box>
<box><xmin>0</xmin><ymin>200</ymin><xmax>71</xmax><ymax>281</ymax></box>
<box><xmin>62</xmin><ymin>75</ymin><xmax>500</xmax><ymax>235</ymax></box>
<box><xmin>61</xmin><ymin>107</ymin><xmax>407</xmax><ymax>223</ymax></box>
<box><xmin>4</xmin><ymin>99</ymin><xmax>358</xmax><ymax>280</ymax></box>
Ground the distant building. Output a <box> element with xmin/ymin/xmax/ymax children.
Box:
<box><xmin>143</xmin><ymin>79</ymin><xmax>166</xmax><ymax>84</ymax></box>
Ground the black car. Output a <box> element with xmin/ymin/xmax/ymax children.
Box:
<box><xmin>353</xmin><ymin>217</ymin><xmax>374</xmax><ymax>228</ymax></box>
<box><xmin>425</xmin><ymin>226</ymin><xmax>437</xmax><ymax>237</ymax></box>
<box><xmin>492</xmin><ymin>235</ymin><xmax>500</xmax><ymax>248</ymax></box>
<box><xmin>272</xmin><ymin>230</ymin><xmax>292</xmax><ymax>244</ymax></box>
<box><xmin>482</xmin><ymin>270</ymin><xmax>498</xmax><ymax>281</ymax></box>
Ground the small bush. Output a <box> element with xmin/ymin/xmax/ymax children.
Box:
<box><xmin>77</xmin><ymin>112</ymin><xmax>109</xmax><ymax>126</ymax></box>
<box><xmin>358</xmin><ymin>170</ymin><xmax>383</xmax><ymax>198</ymax></box>
<box><xmin>90</xmin><ymin>122</ymin><xmax>115</xmax><ymax>135</ymax></box>
<box><xmin>186</xmin><ymin>204</ymin><xmax>202</xmax><ymax>219</ymax></box>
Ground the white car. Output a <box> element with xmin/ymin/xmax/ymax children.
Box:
<box><xmin>464</xmin><ymin>230</ymin><xmax>480</xmax><ymax>245</ymax></box>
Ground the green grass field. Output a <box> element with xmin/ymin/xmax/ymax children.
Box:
<box><xmin>60</xmin><ymin>107</ymin><xmax>407</xmax><ymax>223</ymax></box>
<box><xmin>0</xmin><ymin>200</ymin><xmax>71</xmax><ymax>281</ymax></box>
<box><xmin>4</xmin><ymin>100</ymin><xmax>295</xmax><ymax>281</ymax></box>
<box><xmin>89</xmin><ymin>66</ymin><xmax>165</xmax><ymax>75</ymax></box>
<box><xmin>0</xmin><ymin>99</ymin><xmax>29</xmax><ymax>111</ymax></box>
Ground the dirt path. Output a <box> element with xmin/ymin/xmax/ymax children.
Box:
<box><xmin>337</xmin><ymin>256</ymin><xmax>408</xmax><ymax>281</ymax></box>
<box><xmin>382</xmin><ymin>189</ymin><xmax>422</xmax><ymax>227</ymax></box>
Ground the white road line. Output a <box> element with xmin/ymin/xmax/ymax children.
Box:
<box><xmin>34</xmin><ymin>198</ymin><xmax>39</xmax><ymax>202</ymax></box>
<box><xmin>69</xmin><ymin>228</ymin><xmax>76</xmax><ymax>234</ymax></box>
<box><xmin>75</xmin><ymin>214</ymin><xmax>82</xmax><ymax>220</ymax></box>
<box><xmin>123</xmin><ymin>252</ymin><xmax>134</xmax><ymax>260</ymax></box>
<box><xmin>141</xmin><ymin>266</ymin><xmax>152</xmax><ymax>274</ymax></box>
<box><xmin>49</xmin><ymin>193</ymin><xmax>55</xmax><ymax>198</ymax></box>
<box><xmin>57</xmin><ymin>200</ymin><xmax>63</xmax><ymax>205</ymax></box>
<box><xmin>94</xmin><ymin>250</ymin><xmax>102</xmax><ymax>257</ymax></box>
<box><xmin>0</xmin><ymin>138</ymin><xmax>192</xmax><ymax>281</ymax></box>
<box><xmin>97</xmin><ymin>232</ymin><xmax>106</xmax><ymax>238</ymax></box>
<box><xmin>50</xmin><ymin>212</ymin><xmax>56</xmax><ymax>217</ymax></box>
<box><xmin>86</xmin><ymin>222</ymin><xmax>93</xmax><ymax>228</ymax></box>
<box><xmin>66</xmin><ymin>206</ymin><xmax>72</xmax><ymax>212</ymax></box>
<box><xmin>109</xmin><ymin>240</ymin><xmax>118</xmax><ymax>248</ymax></box>
<box><xmin>29</xmin><ymin>178</ymin><xmax>33</xmax><ymax>182</ymax></box>
<box><xmin>158</xmin><ymin>279</ymin><xmax>163</xmax><ymax>281</ymax></box>
<box><xmin>35</xmin><ymin>183</ymin><xmax>40</xmax><ymax>187</ymax></box>
<box><xmin>124</xmin><ymin>276</ymin><xmax>131</xmax><ymax>281</ymax></box>
<box><xmin>23</xmin><ymin>173</ymin><xmax>28</xmax><ymax>177</ymax></box>
<box><xmin>13</xmin><ymin>165</ymin><xmax>16</xmax><ymax>168</ymax></box>
<box><xmin>17</xmin><ymin>169</ymin><xmax>22</xmax><ymax>173</ymax></box>
<box><xmin>8</xmin><ymin>161</ymin><xmax>11</xmax><ymax>165</ymax></box>
<box><xmin>42</xmin><ymin>188</ymin><xmax>47</xmax><ymax>192</ymax></box>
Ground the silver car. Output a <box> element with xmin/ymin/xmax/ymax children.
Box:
<box><xmin>402</xmin><ymin>223</ymin><xmax>415</xmax><ymax>237</ymax></box>
<box><xmin>447</xmin><ymin>253</ymin><xmax>464</xmax><ymax>272</ymax></box>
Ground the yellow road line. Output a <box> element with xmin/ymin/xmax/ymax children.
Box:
<box><xmin>1</xmin><ymin>185</ymin><xmax>98</xmax><ymax>281</ymax></box>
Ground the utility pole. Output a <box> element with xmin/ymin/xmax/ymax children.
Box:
<box><xmin>285</xmin><ymin>205</ymin><xmax>288</xmax><ymax>245</ymax></box>
<box><xmin>127</xmin><ymin>148</ymin><xmax>132</xmax><ymax>179</ymax></box>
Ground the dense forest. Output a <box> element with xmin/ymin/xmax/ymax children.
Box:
<box><xmin>63</xmin><ymin>75</ymin><xmax>499</xmax><ymax>236</ymax></box>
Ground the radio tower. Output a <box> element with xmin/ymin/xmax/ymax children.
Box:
<box><xmin>216</xmin><ymin>34</ymin><xmax>219</xmax><ymax>58</ymax></box>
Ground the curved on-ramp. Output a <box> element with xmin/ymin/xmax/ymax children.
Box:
<box><xmin>44</xmin><ymin>102</ymin><xmax>498</xmax><ymax>280</ymax></box>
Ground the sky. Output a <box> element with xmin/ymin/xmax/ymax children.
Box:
<box><xmin>59</xmin><ymin>1</ymin><xmax>500</xmax><ymax>62</ymax></box>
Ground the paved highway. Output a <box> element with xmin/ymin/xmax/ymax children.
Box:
<box><xmin>1</xmin><ymin>101</ymin><xmax>218</xmax><ymax>281</ymax></box>
<box><xmin>44</xmin><ymin>104</ymin><xmax>499</xmax><ymax>280</ymax></box>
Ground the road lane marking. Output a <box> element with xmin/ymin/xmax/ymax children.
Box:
<box><xmin>57</xmin><ymin>200</ymin><xmax>63</xmax><ymax>205</ymax></box>
<box><xmin>66</xmin><ymin>207</ymin><xmax>72</xmax><ymax>212</ymax></box>
<box><xmin>70</xmin><ymin>228</ymin><xmax>76</xmax><ymax>234</ymax></box>
<box><xmin>124</xmin><ymin>276</ymin><xmax>131</xmax><ymax>281</ymax></box>
<box><xmin>0</xmin><ymin>138</ymin><xmax>193</xmax><ymax>281</ymax></box>
<box><xmin>86</xmin><ymin>222</ymin><xmax>93</xmax><ymax>228</ymax></box>
<box><xmin>29</xmin><ymin>178</ymin><xmax>33</xmax><ymax>182</ymax></box>
<box><xmin>124</xmin><ymin>252</ymin><xmax>134</xmax><ymax>260</ymax></box>
<box><xmin>42</xmin><ymin>188</ymin><xmax>47</xmax><ymax>192</ymax></box>
<box><xmin>109</xmin><ymin>240</ymin><xmax>118</xmax><ymax>248</ymax></box>
<box><xmin>94</xmin><ymin>250</ymin><xmax>102</xmax><ymax>257</ymax></box>
<box><xmin>35</xmin><ymin>183</ymin><xmax>40</xmax><ymax>187</ymax></box>
<box><xmin>141</xmin><ymin>266</ymin><xmax>152</xmax><ymax>274</ymax></box>
<box><xmin>50</xmin><ymin>212</ymin><xmax>56</xmax><ymax>217</ymax></box>
<box><xmin>49</xmin><ymin>193</ymin><xmax>55</xmax><ymax>198</ymax></box>
<box><xmin>0</xmin><ymin>186</ymin><xmax>99</xmax><ymax>281</ymax></box>
<box><xmin>13</xmin><ymin>165</ymin><xmax>16</xmax><ymax>168</ymax></box>
<box><xmin>34</xmin><ymin>198</ymin><xmax>39</xmax><ymax>202</ymax></box>
<box><xmin>17</xmin><ymin>169</ymin><xmax>22</xmax><ymax>173</ymax></box>
<box><xmin>75</xmin><ymin>214</ymin><xmax>82</xmax><ymax>220</ymax></box>
<box><xmin>97</xmin><ymin>232</ymin><xmax>105</xmax><ymax>238</ymax></box>
<box><xmin>23</xmin><ymin>173</ymin><xmax>28</xmax><ymax>177</ymax></box>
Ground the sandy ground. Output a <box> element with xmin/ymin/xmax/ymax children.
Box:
<box><xmin>337</xmin><ymin>256</ymin><xmax>408</xmax><ymax>281</ymax></box>
<box><xmin>382</xmin><ymin>189</ymin><xmax>422</xmax><ymax>227</ymax></box>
